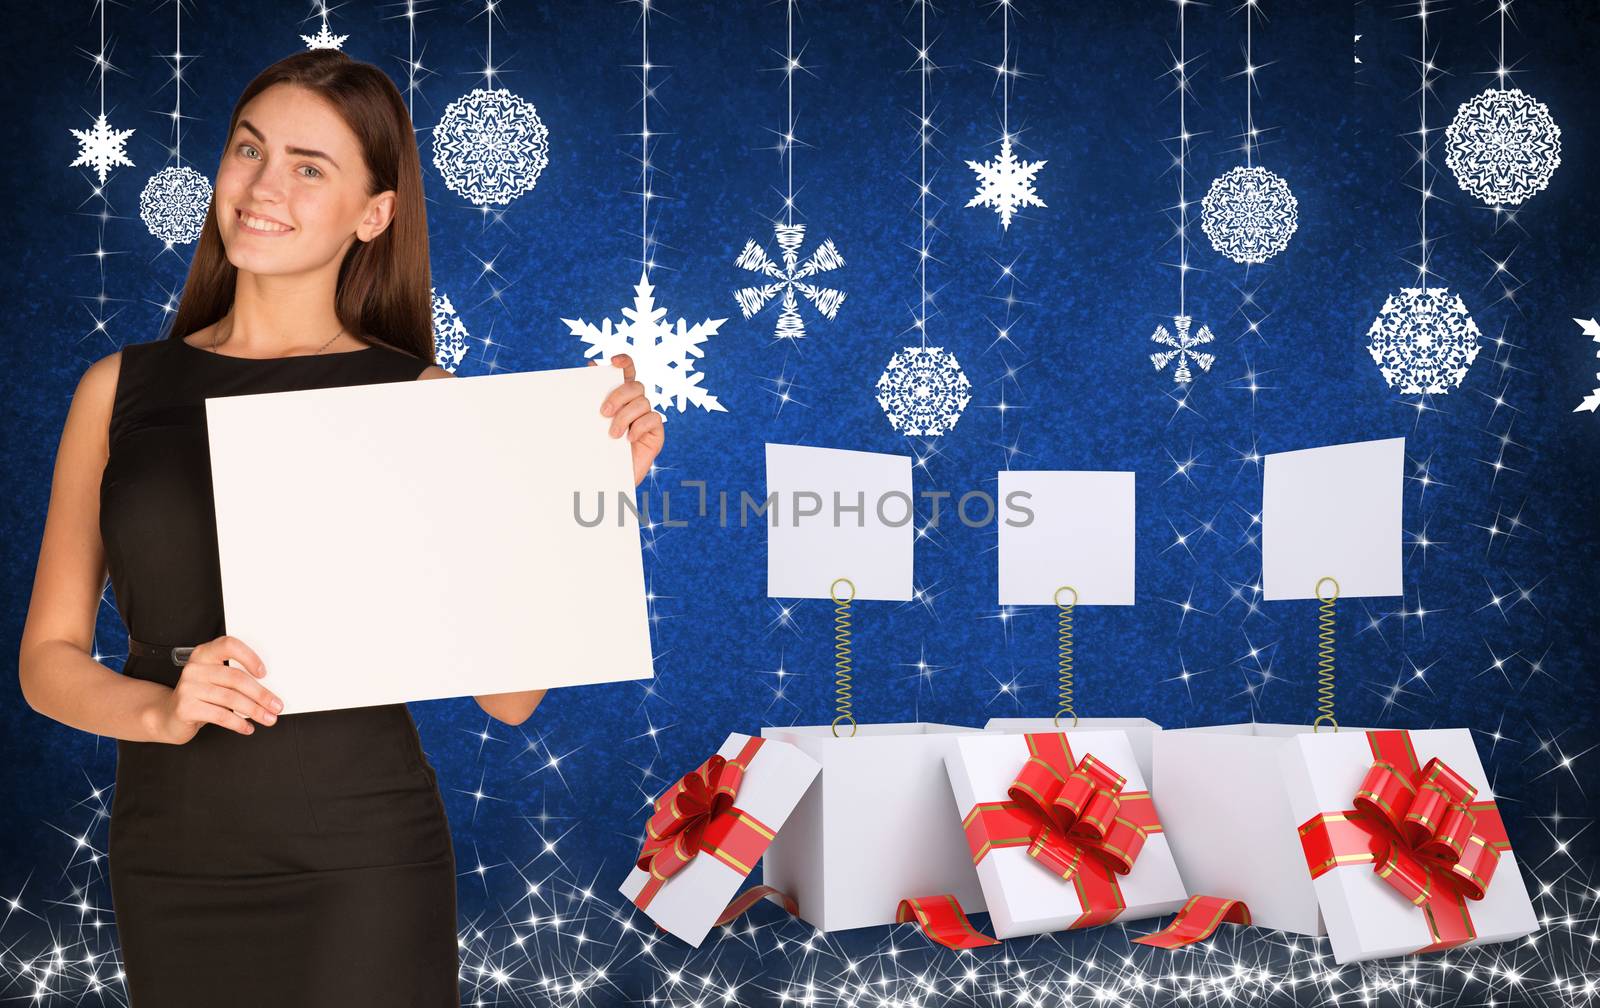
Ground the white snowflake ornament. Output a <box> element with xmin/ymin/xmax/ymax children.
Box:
<box><xmin>563</xmin><ymin>271</ymin><xmax>728</xmax><ymax>416</ymax></box>
<box><xmin>733</xmin><ymin>223</ymin><xmax>846</xmax><ymax>342</ymax></box>
<box><xmin>876</xmin><ymin>346</ymin><xmax>971</xmax><ymax>436</ymax></box>
<box><xmin>1366</xmin><ymin>287</ymin><xmax>1482</xmax><ymax>395</ymax></box>
<box><xmin>70</xmin><ymin>113</ymin><xmax>135</xmax><ymax>184</ymax></box>
<box><xmin>139</xmin><ymin>166</ymin><xmax>212</xmax><ymax>245</ymax></box>
<box><xmin>1444</xmin><ymin>87</ymin><xmax>1561</xmax><ymax>206</ymax></box>
<box><xmin>965</xmin><ymin>135</ymin><xmax>1046</xmax><ymax>229</ymax></box>
<box><xmin>1200</xmin><ymin>165</ymin><xmax>1299</xmax><ymax>264</ymax></box>
<box><xmin>1150</xmin><ymin>315</ymin><xmax>1216</xmax><ymax>384</ymax></box>
<box><xmin>432</xmin><ymin>88</ymin><xmax>551</xmax><ymax>207</ymax></box>
<box><xmin>1573</xmin><ymin>317</ymin><xmax>1600</xmax><ymax>414</ymax></box>
<box><xmin>432</xmin><ymin>288</ymin><xmax>471</xmax><ymax>373</ymax></box>
<box><xmin>301</xmin><ymin>21</ymin><xmax>348</xmax><ymax>50</ymax></box>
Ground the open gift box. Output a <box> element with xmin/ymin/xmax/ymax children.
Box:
<box><xmin>759</xmin><ymin>723</ymin><xmax>986</xmax><ymax>933</ymax></box>
<box><xmin>1154</xmin><ymin>724</ymin><xmax>1537</xmax><ymax>962</ymax></box>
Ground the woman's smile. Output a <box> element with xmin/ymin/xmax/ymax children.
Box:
<box><xmin>236</xmin><ymin>208</ymin><xmax>295</xmax><ymax>235</ymax></box>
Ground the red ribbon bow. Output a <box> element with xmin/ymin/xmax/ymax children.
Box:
<box><xmin>962</xmin><ymin>733</ymin><xmax>1162</xmax><ymax>928</ymax></box>
<box><xmin>1299</xmin><ymin>730</ymin><xmax>1512</xmax><ymax>951</ymax></box>
<box><xmin>632</xmin><ymin>737</ymin><xmax>775</xmax><ymax>910</ymax></box>
<box><xmin>1008</xmin><ymin>746</ymin><xmax>1148</xmax><ymax>881</ymax></box>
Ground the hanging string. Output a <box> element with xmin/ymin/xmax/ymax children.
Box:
<box><xmin>1243</xmin><ymin>0</ymin><xmax>1254</xmax><ymax>167</ymax></box>
<box><xmin>1177</xmin><ymin>0</ymin><xmax>1190</xmax><ymax>316</ymax></box>
<box><xmin>640</xmin><ymin>0</ymin><xmax>651</xmax><ymax>271</ymax></box>
<box><xmin>1313</xmin><ymin>576</ymin><xmax>1339</xmax><ymax>731</ymax></box>
<box><xmin>1417</xmin><ymin>0</ymin><xmax>1430</xmax><ymax>287</ymax></box>
<box><xmin>830</xmin><ymin>577</ymin><xmax>856</xmax><ymax>737</ymax></box>
<box><xmin>917</xmin><ymin>0</ymin><xmax>930</xmax><ymax>348</ymax></box>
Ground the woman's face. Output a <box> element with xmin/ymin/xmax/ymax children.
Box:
<box><xmin>215</xmin><ymin>82</ymin><xmax>395</xmax><ymax>277</ymax></box>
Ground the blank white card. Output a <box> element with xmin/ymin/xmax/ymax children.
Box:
<box><xmin>206</xmin><ymin>365</ymin><xmax>653</xmax><ymax>714</ymax></box>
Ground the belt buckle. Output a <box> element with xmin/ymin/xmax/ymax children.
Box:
<box><xmin>171</xmin><ymin>646</ymin><xmax>195</xmax><ymax>666</ymax></box>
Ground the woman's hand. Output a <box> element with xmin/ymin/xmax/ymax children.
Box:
<box><xmin>591</xmin><ymin>354</ymin><xmax>663</xmax><ymax>486</ymax></box>
<box><xmin>150</xmin><ymin>634</ymin><xmax>283</xmax><ymax>744</ymax></box>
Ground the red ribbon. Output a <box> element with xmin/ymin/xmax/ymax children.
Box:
<box><xmin>896</xmin><ymin>894</ymin><xmax>1000</xmax><ymax>949</ymax></box>
<box><xmin>1132</xmin><ymin>896</ymin><xmax>1252</xmax><ymax>949</ymax></box>
<box><xmin>632</xmin><ymin>737</ymin><xmax>780</xmax><ymax>912</ymax></box>
<box><xmin>1297</xmin><ymin>730</ymin><xmax>1512</xmax><ymax>952</ymax></box>
<box><xmin>962</xmin><ymin>733</ymin><xmax>1162</xmax><ymax>928</ymax></box>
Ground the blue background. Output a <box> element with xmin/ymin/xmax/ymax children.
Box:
<box><xmin>5</xmin><ymin>0</ymin><xmax>1598</xmax><ymax>1001</ymax></box>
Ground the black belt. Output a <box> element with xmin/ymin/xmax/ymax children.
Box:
<box><xmin>127</xmin><ymin>636</ymin><xmax>198</xmax><ymax>666</ymax></box>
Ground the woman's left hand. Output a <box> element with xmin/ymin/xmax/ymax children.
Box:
<box><xmin>591</xmin><ymin>354</ymin><xmax>662</xmax><ymax>486</ymax></box>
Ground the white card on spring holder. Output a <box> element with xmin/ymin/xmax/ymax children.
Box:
<box><xmin>997</xmin><ymin>470</ymin><xmax>1136</xmax><ymax>606</ymax></box>
<box><xmin>1261</xmin><ymin>436</ymin><xmax>1405</xmax><ymax>601</ymax></box>
<box><xmin>765</xmin><ymin>443</ymin><xmax>914</xmax><ymax>601</ymax></box>
<box><xmin>205</xmin><ymin>365</ymin><xmax>653</xmax><ymax>714</ymax></box>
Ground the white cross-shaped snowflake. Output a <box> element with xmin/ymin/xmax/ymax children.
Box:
<box><xmin>732</xmin><ymin>223</ymin><xmax>846</xmax><ymax>342</ymax></box>
<box><xmin>965</xmin><ymin>135</ymin><xmax>1046</xmax><ymax>229</ymax></box>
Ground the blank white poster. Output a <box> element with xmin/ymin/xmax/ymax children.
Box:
<box><xmin>997</xmin><ymin>470</ymin><xmax>1136</xmax><ymax>606</ymax></box>
<box><xmin>205</xmin><ymin>365</ymin><xmax>653</xmax><ymax>714</ymax></box>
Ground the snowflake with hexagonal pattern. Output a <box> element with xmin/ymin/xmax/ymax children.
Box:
<box><xmin>139</xmin><ymin>166</ymin><xmax>212</xmax><ymax>245</ymax></box>
<box><xmin>876</xmin><ymin>346</ymin><xmax>971</xmax><ymax>436</ymax></box>
<box><xmin>431</xmin><ymin>288</ymin><xmax>471</xmax><ymax>373</ymax></box>
<box><xmin>432</xmin><ymin>87</ymin><xmax>550</xmax><ymax>207</ymax></box>
<box><xmin>1366</xmin><ymin>287</ymin><xmax>1482</xmax><ymax>395</ymax></box>
<box><xmin>1444</xmin><ymin>87</ymin><xmax>1561</xmax><ymax>207</ymax></box>
<box><xmin>1200</xmin><ymin>165</ymin><xmax>1299</xmax><ymax>264</ymax></box>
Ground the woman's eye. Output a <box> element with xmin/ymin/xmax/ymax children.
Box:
<box><xmin>236</xmin><ymin>142</ymin><xmax>321</xmax><ymax>178</ymax></box>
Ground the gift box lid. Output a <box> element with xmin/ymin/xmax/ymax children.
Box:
<box><xmin>619</xmin><ymin>733</ymin><xmax>821</xmax><ymax>947</ymax></box>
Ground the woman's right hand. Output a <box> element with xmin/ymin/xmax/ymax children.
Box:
<box><xmin>152</xmin><ymin>635</ymin><xmax>284</xmax><ymax>744</ymax></box>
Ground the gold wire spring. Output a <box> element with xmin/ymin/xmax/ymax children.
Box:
<box><xmin>830</xmin><ymin>577</ymin><xmax>856</xmax><ymax>737</ymax></box>
<box><xmin>1054</xmin><ymin>586</ymin><xmax>1079</xmax><ymax>728</ymax></box>
<box><xmin>1313</xmin><ymin>576</ymin><xmax>1339</xmax><ymax>732</ymax></box>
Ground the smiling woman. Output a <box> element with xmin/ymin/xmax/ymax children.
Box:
<box><xmin>18</xmin><ymin>50</ymin><xmax>458</xmax><ymax>1008</ymax></box>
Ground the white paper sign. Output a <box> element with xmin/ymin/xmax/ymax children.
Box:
<box><xmin>205</xmin><ymin>365</ymin><xmax>653</xmax><ymax>714</ymax></box>
<box><xmin>1262</xmin><ymin>436</ymin><xmax>1404</xmax><ymax>601</ymax></box>
<box><xmin>997</xmin><ymin>470</ymin><xmax>1135</xmax><ymax>606</ymax></box>
<box><xmin>766</xmin><ymin>443</ymin><xmax>913</xmax><ymax>601</ymax></box>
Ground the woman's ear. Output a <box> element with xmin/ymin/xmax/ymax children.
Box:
<box><xmin>357</xmin><ymin>190</ymin><xmax>398</xmax><ymax>242</ymax></box>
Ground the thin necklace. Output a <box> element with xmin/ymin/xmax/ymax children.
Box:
<box><xmin>210</xmin><ymin>315</ymin><xmax>345</xmax><ymax>357</ymax></box>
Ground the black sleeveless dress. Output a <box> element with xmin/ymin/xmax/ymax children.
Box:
<box><xmin>100</xmin><ymin>335</ymin><xmax>460</xmax><ymax>1007</ymax></box>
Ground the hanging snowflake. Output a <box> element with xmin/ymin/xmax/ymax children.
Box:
<box><xmin>732</xmin><ymin>223</ymin><xmax>846</xmax><ymax>342</ymax></box>
<box><xmin>965</xmin><ymin>135</ymin><xmax>1046</xmax><ymax>230</ymax></box>
<box><xmin>1573</xmin><ymin>317</ymin><xmax>1600</xmax><ymax>414</ymax></box>
<box><xmin>138</xmin><ymin>166</ymin><xmax>212</xmax><ymax>245</ymax></box>
<box><xmin>432</xmin><ymin>88</ymin><xmax>551</xmax><ymax>207</ymax></box>
<box><xmin>562</xmin><ymin>271</ymin><xmax>728</xmax><ymax>416</ymax></box>
<box><xmin>1365</xmin><ymin>286</ymin><xmax>1482</xmax><ymax>395</ymax></box>
<box><xmin>1199</xmin><ymin>165</ymin><xmax>1299</xmax><ymax>264</ymax></box>
<box><xmin>70</xmin><ymin>113</ymin><xmax>135</xmax><ymax>184</ymax></box>
<box><xmin>875</xmin><ymin>346</ymin><xmax>971</xmax><ymax>436</ymax></box>
<box><xmin>431</xmin><ymin>288</ymin><xmax>471</xmax><ymax>373</ymax></box>
<box><xmin>300</xmin><ymin>21</ymin><xmax>348</xmax><ymax>50</ymax></box>
<box><xmin>1444</xmin><ymin>87</ymin><xmax>1561</xmax><ymax>206</ymax></box>
<box><xmin>1150</xmin><ymin>315</ymin><xmax>1216</xmax><ymax>384</ymax></box>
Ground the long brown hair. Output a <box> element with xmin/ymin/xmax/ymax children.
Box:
<box><xmin>164</xmin><ymin>50</ymin><xmax>432</xmax><ymax>362</ymax></box>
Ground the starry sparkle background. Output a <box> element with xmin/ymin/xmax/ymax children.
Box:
<box><xmin>4</xmin><ymin>0</ymin><xmax>1600</xmax><ymax>1003</ymax></box>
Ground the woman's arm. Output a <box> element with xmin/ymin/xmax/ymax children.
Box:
<box><xmin>18</xmin><ymin>353</ymin><xmax>177</xmax><ymax>742</ymax></box>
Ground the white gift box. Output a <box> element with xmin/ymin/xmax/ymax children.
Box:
<box><xmin>1154</xmin><ymin>724</ymin><xmax>1537</xmax><ymax>962</ymax></box>
<box><xmin>945</xmin><ymin>730</ymin><xmax>1187</xmax><ymax>938</ymax></box>
<box><xmin>620</xmin><ymin>733</ymin><xmax>820</xmax><ymax>947</ymax></box>
<box><xmin>759</xmin><ymin>723</ymin><xmax>985</xmax><ymax>933</ymax></box>
<box><xmin>985</xmin><ymin>718</ymin><xmax>1162</xmax><ymax>784</ymax></box>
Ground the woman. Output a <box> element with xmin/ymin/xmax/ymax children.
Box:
<box><xmin>17</xmin><ymin>50</ymin><xmax>663</xmax><ymax>1006</ymax></box>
